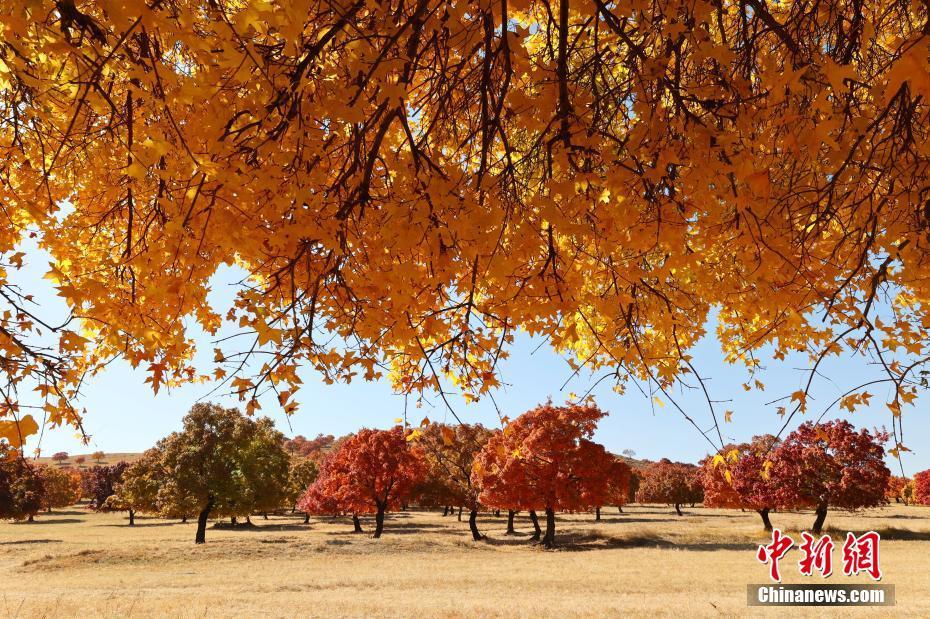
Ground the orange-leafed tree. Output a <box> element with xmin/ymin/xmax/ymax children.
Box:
<box><xmin>414</xmin><ymin>422</ymin><xmax>494</xmax><ymax>540</ymax></box>
<box><xmin>595</xmin><ymin>459</ymin><xmax>632</xmax><ymax>521</ymax></box>
<box><xmin>298</xmin><ymin>427</ymin><xmax>424</xmax><ymax>538</ymax></box>
<box><xmin>914</xmin><ymin>470</ymin><xmax>930</xmax><ymax>506</ymax></box>
<box><xmin>38</xmin><ymin>465</ymin><xmax>82</xmax><ymax>512</ymax></box>
<box><xmin>636</xmin><ymin>459</ymin><xmax>704</xmax><ymax>517</ymax></box>
<box><xmin>472</xmin><ymin>401</ymin><xmax>616</xmax><ymax>548</ymax></box>
<box><xmin>4</xmin><ymin>1</ymin><xmax>930</xmax><ymax>466</ymax></box>
<box><xmin>886</xmin><ymin>476</ymin><xmax>910</xmax><ymax>505</ymax></box>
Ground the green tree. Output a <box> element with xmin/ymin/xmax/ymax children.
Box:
<box><xmin>238</xmin><ymin>417</ymin><xmax>290</xmax><ymax>520</ymax></box>
<box><xmin>108</xmin><ymin>449</ymin><xmax>164</xmax><ymax>526</ymax></box>
<box><xmin>159</xmin><ymin>404</ymin><xmax>247</xmax><ymax>543</ymax></box>
<box><xmin>286</xmin><ymin>457</ymin><xmax>319</xmax><ymax>524</ymax></box>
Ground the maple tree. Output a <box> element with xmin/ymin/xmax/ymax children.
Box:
<box><xmin>299</xmin><ymin>427</ymin><xmax>424</xmax><ymax>538</ymax></box>
<box><xmin>914</xmin><ymin>470</ymin><xmax>930</xmax><ymax>506</ymax></box>
<box><xmin>82</xmin><ymin>462</ymin><xmax>129</xmax><ymax>510</ymax></box>
<box><xmin>700</xmin><ymin>435</ymin><xmax>783</xmax><ymax>530</ymax></box>
<box><xmin>108</xmin><ymin>449</ymin><xmax>164</xmax><ymax>526</ymax></box>
<box><xmin>0</xmin><ymin>448</ymin><xmax>44</xmax><ymax>521</ymax></box>
<box><xmin>236</xmin><ymin>417</ymin><xmax>291</xmax><ymax>519</ymax></box>
<box><xmin>0</xmin><ymin>0</ymin><xmax>929</xmax><ymax>466</ymax></box>
<box><xmin>37</xmin><ymin>465</ymin><xmax>82</xmax><ymax>512</ymax></box>
<box><xmin>284</xmin><ymin>434</ymin><xmax>335</xmax><ymax>462</ymax></box>
<box><xmin>51</xmin><ymin>452</ymin><xmax>69</xmax><ymax>465</ymax></box>
<box><xmin>636</xmin><ymin>459</ymin><xmax>703</xmax><ymax>516</ymax></box>
<box><xmin>472</xmin><ymin>401</ymin><xmax>616</xmax><ymax>547</ymax></box>
<box><xmin>285</xmin><ymin>457</ymin><xmax>319</xmax><ymax>524</ymax></box>
<box><xmin>297</xmin><ymin>451</ymin><xmax>361</xmax><ymax>531</ymax></box>
<box><xmin>157</xmin><ymin>402</ymin><xmax>291</xmax><ymax>542</ymax></box>
<box><xmin>604</xmin><ymin>459</ymin><xmax>633</xmax><ymax>517</ymax></box>
<box><xmin>885</xmin><ymin>476</ymin><xmax>910</xmax><ymax>505</ymax></box>
<box><xmin>413</xmin><ymin>421</ymin><xmax>494</xmax><ymax>540</ymax></box>
<box><xmin>769</xmin><ymin>420</ymin><xmax>890</xmax><ymax>533</ymax></box>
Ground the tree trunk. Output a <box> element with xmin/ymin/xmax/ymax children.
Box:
<box><xmin>128</xmin><ymin>509</ymin><xmax>135</xmax><ymax>526</ymax></box>
<box><xmin>506</xmin><ymin>510</ymin><xmax>516</xmax><ymax>535</ymax></box>
<box><xmin>27</xmin><ymin>514</ymin><xmax>34</xmax><ymax>522</ymax></box>
<box><xmin>245</xmin><ymin>515</ymin><xmax>252</xmax><ymax>525</ymax></box>
<box><xmin>812</xmin><ymin>503</ymin><xmax>828</xmax><ymax>534</ymax></box>
<box><xmin>195</xmin><ymin>496</ymin><xmax>214</xmax><ymax>544</ymax></box>
<box><xmin>542</xmin><ymin>507</ymin><xmax>556</xmax><ymax>548</ymax></box>
<box><xmin>373</xmin><ymin>505</ymin><xmax>386</xmax><ymax>538</ymax></box>
<box><xmin>468</xmin><ymin>509</ymin><xmax>483</xmax><ymax>541</ymax></box>
<box><xmin>442</xmin><ymin>505</ymin><xmax>449</xmax><ymax>516</ymax></box>
<box><xmin>617</xmin><ymin>505</ymin><xmax>623</xmax><ymax>513</ymax></box>
<box><xmin>181</xmin><ymin>516</ymin><xmax>187</xmax><ymax>524</ymax></box>
<box><xmin>595</xmin><ymin>507</ymin><xmax>601</xmax><ymax>521</ymax></box>
<box><xmin>230</xmin><ymin>516</ymin><xmax>237</xmax><ymax>525</ymax></box>
<box><xmin>758</xmin><ymin>508</ymin><xmax>773</xmax><ymax>532</ymax></box>
<box><xmin>675</xmin><ymin>503</ymin><xmax>683</xmax><ymax>516</ymax></box>
<box><xmin>494</xmin><ymin>509</ymin><xmax>500</xmax><ymax>517</ymax></box>
<box><xmin>457</xmin><ymin>506</ymin><xmax>463</xmax><ymax>521</ymax></box>
<box><xmin>529</xmin><ymin>510</ymin><xmax>541</xmax><ymax>541</ymax></box>
<box><xmin>352</xmin><ymin>513</ymin><xmax>363</xmax><ymax>533</ymax></box>
<box><xmin>263</xmin><ymin>512</ymin><xmax>268</xmax><ymax>520</ymax></box>
<box><xmin>303</xmin><ymin>512</ymin><xmax>310</xmax><ymax>524</ymax></box>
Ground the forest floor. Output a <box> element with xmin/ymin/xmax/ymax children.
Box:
<box><xmin>1</xmin><ymin>503</ymin><xmax>929</xmax><ymax>617</ymax></box>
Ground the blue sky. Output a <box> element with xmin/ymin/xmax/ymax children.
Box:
<box><xmin>13</xmin><ymin>242</ymin><xmax>930</xmax><ymax>474</ymax></box>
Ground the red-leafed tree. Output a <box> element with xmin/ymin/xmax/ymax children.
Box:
<box><xmin>0</xmin><ymin>450</ymin><xmax>45</xmax><ymax>522</ymax></box>
<box><xmin>886</xmin><ymin>476</ymin><xmax>910</xmax><ymax>504</ymax></box>
<box><xmin>914</xmin><ymin>470</ymin><xmax>930</xmax><ymax>506</ymax></box>
<box><xmin>414</xmin><ymin>422</ymin><xmax>494</xmax><ymax>540</ymax></box>
<box><xmin>769</xmin><ymin>420</ymin><xmax>890</xmax><ymax>533</ymax></box>
<box><xmin>285</xmin><ymin>434</ymin><xmax>335</xmax><ymax>462</ymax></box>
<box><xmin>701</xmin><ymin>435</ymin><xmax>783</xmax><ymax>531</ymax></box>
<box><xmin>636</xmin><ymin>459</ymin><xmax>704</xmax><ymax>516</ymax></box>
<box><xmin>595</xmin><ymin>459</ymin><xmax>633</xmax><ymax>521</ymax></box>
<box><xmin>82</xmin><ymin>462</ymin><xmax>129</xmax><ymax>510</ymax></box>
<box><xmin>51</xmin><ymin>452</ymin><xmax>69</xmax><ymax>465</ymax></box>
<box><xmin>472</xmin><ymin>401</ymin><xmax>616</xmax><ymax>548</ymax></box>
<box><xmin>298</xmin><ymin>427</ymin><xmax>424</xmax><ymax>538</ymax></box>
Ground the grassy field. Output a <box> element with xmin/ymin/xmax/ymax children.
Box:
<box><xmin>1</xmin><ymin>503</ymin><xmax>928</xmax><ymax>617</ymax></box>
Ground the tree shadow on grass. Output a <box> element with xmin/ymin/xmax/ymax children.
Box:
<box><xmin>553</xmin><ymin>532</ymin><xmax>758</xmax><ymax>553</ymax></box>
<box><xmin>836</xmin><ymin>527</ymin><xmax>930</xmax><ymax>542</ymax></box>
<box><xmin>98</xmin><ymin>521</ymin><xmax>183</xmax><ymax>528</ymax></box>
<box><xmin>588</xmin><ymin>517</ymin><xmax>684</xmax><ymax>525</ymax></box>
<box><xmin>322</xmin><ymin>522</ymin><xmax>457</xmax><ymax>536</ymax></box>
<box><xmin>15</xmin><ymin>518</ymin><xmax>83</xmax><ymax>525</ymax></box>
<box><xmin>0</xmin><ymin>538</ymin><xmax>62</xmax><ymax>545</ymax></box>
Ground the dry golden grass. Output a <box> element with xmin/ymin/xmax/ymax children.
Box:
<box><xmin>1</xmin><ymin>503</ymin><xmax>929</xmax><ymax>617</ymax></box>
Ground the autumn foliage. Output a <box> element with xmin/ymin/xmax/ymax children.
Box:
<box><xmin>769</xmin><ymin>421</ymin><xmax>890</xmax><ymax>533</ymax></box>
<box><xmin>636</xmin><ymin>459</ymin><xmax>703</xmax><ymax>516</ymax></box>
<box><xmin>472</xmin><ymin>402</ymin><xmax>618</xmax><ymax>547</ymax></box>
<box><xmin>914</xmin><ymin>470</ymin><xmax>930</xmax><ymax>506</ymax></box>
<box><xmin>700</xmin><ymin>435</ymin><xmax>782</xmax><ymax>530</ymax></box>
<box><xmin>298</xmin><ymin>427</ymin><xmax>425</xmax><ymax>538</ymax></box>
<box><xmin>1</xmin><ymin>0</ymin><xmax>930</xmax><ymax>468</ymax></box>
<box><xmin>414</xmin><ymin>422</ymin><xmax>494</xmax><ymax>540</ymax></box>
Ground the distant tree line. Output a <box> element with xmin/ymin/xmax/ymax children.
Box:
<box><xmin>1</xmin><ymin>401</ymin><xmax>925</xmax><ymax>549</ymax></box>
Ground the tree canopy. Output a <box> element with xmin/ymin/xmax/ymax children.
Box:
<box><xmin>1</xmin><ymin>1</ymin><xmax>929</xmax><ymax>459</ymax></box>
